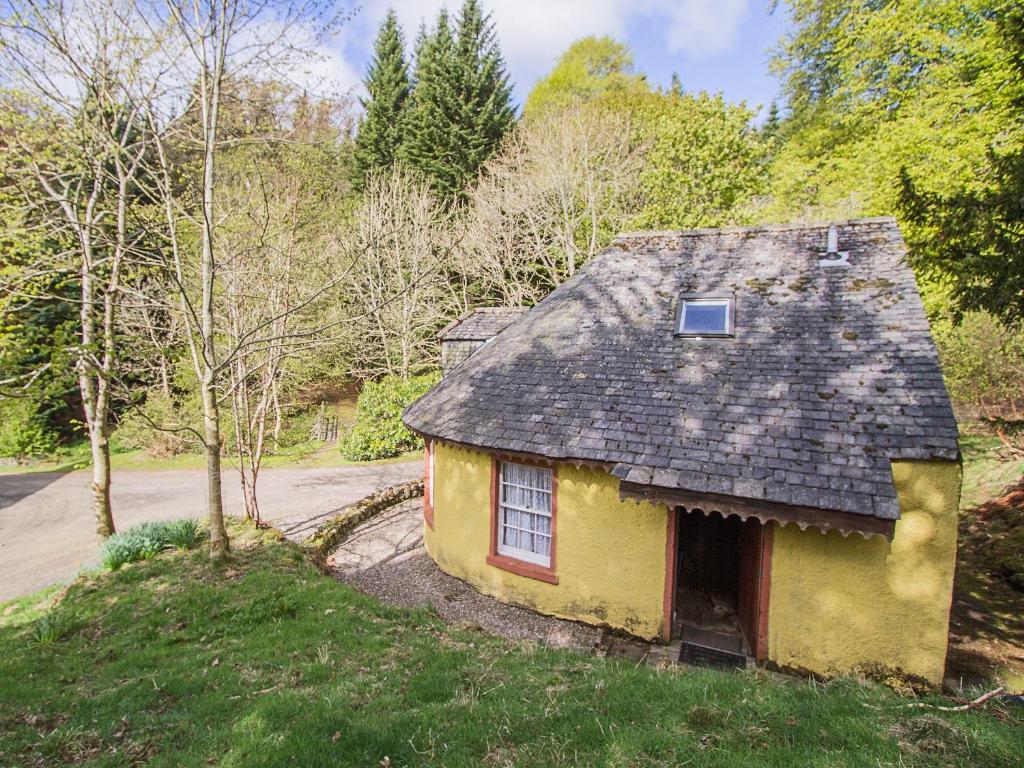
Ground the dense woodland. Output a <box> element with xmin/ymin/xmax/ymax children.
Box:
<box><xmin>1</xmin><ymin>0</ymin><xmax>1022</xmax><ymax>549</ymax></box>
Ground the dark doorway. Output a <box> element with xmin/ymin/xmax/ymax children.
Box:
<box><xmin>673</xmin><ymin>509</ymin><xmax>768</xmax><ymax>665</ymax></box>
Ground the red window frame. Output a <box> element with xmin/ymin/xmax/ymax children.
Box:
<box><xmin>423</xmin><ymin>440</ymin><xmax>434</xmax><ymax>529</ymax></box>
<box><xmin>486</xmin><ymin>455</ymin><xmax>558</xmax><ymax>584</ymax></box>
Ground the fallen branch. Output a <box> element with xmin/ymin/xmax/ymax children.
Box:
<box><xmin>929</xmin><ymin>686</ymin><xmax>1005</xmax><ymax>712</ymax></box>
<box><xmin>866</xmin><ymin>686</ymin><xmax>1006</xmax><ymax>713</ymax></box>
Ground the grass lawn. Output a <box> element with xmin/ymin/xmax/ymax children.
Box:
<box><xmin>1</xmin><ymin>522</ymin><xmax>1021</xmax><ymax>768</ymax></box>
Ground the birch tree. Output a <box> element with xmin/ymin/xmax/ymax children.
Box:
<box><xmin>218</xmin><ymin>134</ymin><xmax>346</xmax><ymax>523</ymax></box>
<box><xmin>148</xmin><ymin>0</ymin><xmax>341</xmax><ymax>555</ymax></box>
<box><xmin>0</xmin><ymin>0</ymin><xmax>175</xmax><ymax>537</ymax></box>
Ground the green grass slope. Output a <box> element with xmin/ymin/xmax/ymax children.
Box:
<box><xmin>1</xmin><ymin>522</ymin><xmax>1020</xmax><ymax>767</ymax></box>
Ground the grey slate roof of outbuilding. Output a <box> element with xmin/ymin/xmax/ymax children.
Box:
<box><xmin>404</xmin><ymin>218</ymin><xmax>960</xmax><ymax>521</ymax></box>
<box><xmin>439</xmin><ymin>307</ymin><xmax>529</xmax><ymax>341</ymax></box>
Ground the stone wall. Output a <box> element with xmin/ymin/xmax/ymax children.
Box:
<box><xmin>305</xmin><ymin>479</ymin><xmax>424</xmax><ymax>558</ymax></box>
<box><xmin>440</xmin><ymin>339</ymin><xmax>484</xmax><ymax>376</ymax></box>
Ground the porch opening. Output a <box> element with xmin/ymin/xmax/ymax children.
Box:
<box><xmin>671</xmin><ymin>508</ymin><xmax>769</xmax><ymax>667</ymax></box>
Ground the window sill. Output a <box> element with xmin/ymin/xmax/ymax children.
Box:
<box><xmin>486</xmin><ymin>553</ymin><xmax>558</xmax><ymax>584</ymax></box>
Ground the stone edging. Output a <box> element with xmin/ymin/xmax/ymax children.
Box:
<box><xmin>304</xmin><ymin>479</ymin><xmax>424</xmax><ymax>558</ymax></box>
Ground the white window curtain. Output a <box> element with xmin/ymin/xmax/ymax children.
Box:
<box><xmin>498</xmin><ymin>462</ymin><xmax>553</xmax><ymax>567</ymax></box>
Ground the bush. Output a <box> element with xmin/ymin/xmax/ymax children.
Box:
<box><xmin>31</xmin><ymin>611</ymin><xmax>75</xmax><ymax>644</ymax></box>
<box><xmin>341</xmin><ymin>373</ymin><xmax>439</xmax><ymax>461</ymax></box>
<box><xmin>99</xmin><ymin>519</ymin><xmax>203</xmax><ymax>570</ymax></box>
<box><xmin>934</xmin><ymin>312</ymin><xmax>1024</xmax><ymax>422</ymax></box>
<box><xmin>0</xmin><ymin>398</ymin><xmax>57</xmax><ymax>459</ymax></box>
<box><xmin>112</xmin><ymin>392</ymin><xmax>200</xmax><ymax>458</ymax></box>
<box><xmin>164</xmin><ymin>518</ymin><xmax>201</xmax><ymax>550</ymax></box>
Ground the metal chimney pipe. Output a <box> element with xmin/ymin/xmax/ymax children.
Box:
<box><xmin>827</xmin><ymin>224</ymin><xmax>839</xmax><ymax>253</ymax></box>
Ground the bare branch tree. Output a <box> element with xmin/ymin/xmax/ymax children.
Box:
<box><xmin>338</xmin><ymin>167</ymin><xmax>462</xmax><ymax>380</ymax></box>
<box><xmin>144</xmin><ymin>0</ymin><xmax>342</xmax><ymax>555</ymax></box>
<box><xmin>461</xmin><ymin>105</ymin><xmax>645</xmax><ymax>306</ymax></box>
<box><xmin>0</xmin><ymin>0</ymin><xmax>178</xmax><ymax>538</ymax></box>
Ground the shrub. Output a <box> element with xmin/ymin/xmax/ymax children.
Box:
<box><xmin>99</xmin><ymin>519</ymin><xmax>203</xmax><ymax>570</ymax></box>
<box><xmin>934</xmin><ymin>312</ymin><xmax>1024</xmax><ymax>423</ymax></box>
<box><xmin>164</xmin><ymin>518</ymin><xmax>201</xmax><ymax>550</ymax></box>
<box><xmin>31</xmin><ymin>611</ymin><xmax>74</xmax><ymax>644</ymax></box>
<box><xmin>112</xmin><ymin>392</ymin><xmax>200</xmax><ymax>458</ymax></box>
<box><xmin>100</xmin><ymin>533</ymin><xmax>143</xmax><ymax>571</ymax></box>
<box><xmin>341</xmin><ymin>373</ymin><xmax>439</xmax><ymax>461</ymax></box>
<box><xmin>0</xmin><ymin>398</ymin><xmax>57</xmax><ymax>459</ymax></box>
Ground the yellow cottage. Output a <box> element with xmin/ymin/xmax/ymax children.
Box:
<box><xmin>404</xmin><ymin>219</ymin><xmax>961</xmax><ymax>686</ymax></box>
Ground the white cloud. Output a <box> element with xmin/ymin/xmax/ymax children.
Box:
<box><xmin>321</xmin><ymin>0</ymin><xmax>755</xmax><ymax>104</ymax></box>
<box><xmin>661</xmin><ymin>0</ymin><xmax>753</xmax><ymax>57</ymax></box>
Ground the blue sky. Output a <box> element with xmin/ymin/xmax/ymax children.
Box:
<box><xmin>320</xmin><ymin>1</ymin><xmax>791</xmax><ymax>120</ymax></box>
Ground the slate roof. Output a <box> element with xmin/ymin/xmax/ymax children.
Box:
<box><xmin>405</xmin><ymin>218</ymin><xmax>960</xmax><ymax>521</ymax></box>
<box><xmin>439</xmin><ymin>307</ymin><xmax>529</xmax><ymax>341</ymax></box>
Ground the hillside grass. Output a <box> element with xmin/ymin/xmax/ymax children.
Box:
<box><xmin>1</xmin><ymin>521</ymin><xmax>1021</xmax><ymax>768</ymax></box>
<box><xmin>950</xmin><ymin>432</ymin><xmax>1024</xmax><ymax>690</ymax></box>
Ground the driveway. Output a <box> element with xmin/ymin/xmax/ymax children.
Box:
<box><xmin>0</xmin><ymin>460</ymin><xmax>420</xmax><ymax>602</ymax></box>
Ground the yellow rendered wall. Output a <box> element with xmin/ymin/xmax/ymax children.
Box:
<box><xmin>425</xmin><ymin>442</ymin><xmax>669</xmax><ymax>639</ymax></box>
<box><xmin>767</xmin><ymin>459</ymin><xmax>962</xmax><ymax>685</ymax></box>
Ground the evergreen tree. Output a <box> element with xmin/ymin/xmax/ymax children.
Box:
<box><xmin>762</xmin><ymin>101</ymin><xmax>781</xmax><ymax>141</ymax></box>
<box><xmin>401</xmin><ymin>0</ymin><xmax>514</xmax><ymax>202</ymax></box>
<box><xmin>353</xmin><ymin>10</ymin><xmax>411</xmax><ymax>190</ymax></box>
<box><xmin>452</xmin><ymin>0</ymin><xmax>515</xmax><ymax>181</ymax></box>
<box><xmin>400</xmin><ymin>13</ymin><xmax>460</xmax><ymax>198</ymax></box>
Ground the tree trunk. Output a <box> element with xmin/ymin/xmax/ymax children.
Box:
<box><xmin>242</xmin><ymin>468</ymin><xmax>260</xmax><ymax>524</ymax></box>
<box><xmin>199</xmin><ymin>42</ymin><xmax>229</xmax><ymax>556</ymax></box>
<box><xmin>202</xmin><ymin>376</ymin><xmax>228</xmax><ymax>554</ymax></box>
<box><xmin>90</xmin><ymin>426</ymin><xmax>114</xmax><ymax>538</ymax></box>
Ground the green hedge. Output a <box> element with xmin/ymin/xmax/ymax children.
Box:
<box><xmin>341</xmin><ymin>373</ymin><xmax>438</xmax><ymax>461</ymax></box>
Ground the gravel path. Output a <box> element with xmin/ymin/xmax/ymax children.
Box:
<box><xmin>328</xmin><ymin>498</ymin><xmax>602</xmax><ymax>649</ymax></box>
<box><xmin>0</xmin><ymin>460</ymin><xmax>420</xmax><ymax>602</ymax></box>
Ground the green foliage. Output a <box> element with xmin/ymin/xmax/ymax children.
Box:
<box><xmin>0</xmin><ymin>522</ymin><xmax>1021</xmax><ymax>766</ymax></box>
<box><xmin>898</xmin><ymin>5</ymin><xmax>1024</xmax><ymax>323</ymax></box>
<box><xmin>524</xmin><ymin>36</ymin><xmax>649</xmax><ymax>116</ymax></box>
<box><xmin>932</xmin><ymin>312</ymin><xmax>1024</xmax><ymax>420</ymax></box>
<box><xmin>342</xmin><ymin>373</ymin><xmax>438</xmax><ymax>460</ymax></box>
<box><xmin>0</xmin><ymin>110</ymin><xmax>80</xmax><ymax>445</ymax></box>
<box><xmin>30</xmin><ymin>611</ymin><xmax>75</xmax><ymax>645</ymax></box>
<box><xmin>768</xmin><ymin>2</ymin><xmax>1022</xmax><ymax>310</ymax></box>
<box><xmin>353</xmin><ymin>10</ymin><xmax>412</xmax><ymax>190</ymax></box>
<box><xmin>164</xmin><ymin>518</ymin><xmax>201</xmax><ymax>550</ymax></box>
<box><xmin>400</xmin><ymin>0</ymin><xmax>515</xmax><ymax>202</ymax></box>
<box><xmin>0</xmin><ymin>398</ymin><xmax>58</xmax><ymax>458</ymax></box>
<box><xmin>99</xmin><ymin>519</ymin><xmax>203</xmax><ymax>570</ymax></box>
<box><xmin>632</xmin><ymin>91</ymin><xmax>768</xmax><ymax>230</ymax></box>
<box><xmin>113</xmin><ymin>391</ymin><xmax>200</xmax><ymax>457</ymax></box>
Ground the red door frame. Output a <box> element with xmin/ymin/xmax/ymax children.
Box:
<box><xmin>661</xmin><ymin>507</ymin><xmax>773</xmax><ymax>662</ymax></box>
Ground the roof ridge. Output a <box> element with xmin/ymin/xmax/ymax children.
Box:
<box><xmin>614</xmin><ymin>217</ymin><xmax>898</xmax><ymax>241</ymax></box>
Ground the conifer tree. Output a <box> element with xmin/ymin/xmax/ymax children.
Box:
<box><xmin>452</xmin><ymin>0</ymin><xmax>515</xmax><ymax>182</ymax></box>
<box><xmin>353</xmin><ymin>10</ymin><xmax>411</xmax><ymax>190</ymax></box>
<box><xmin>400</xmin><ymin>12</ymin><xmax>461</xmax><ymax>198</ymax></box>
<box><xmin>401</xmin><ymin>0</ymin><xmax>514</xmax><ymax>202</ymax></box>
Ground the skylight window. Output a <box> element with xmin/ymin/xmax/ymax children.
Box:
<box><xmin>675</xmin><ymin>293</ymin><xmax>735</xmax><ymax>337</ymax></box>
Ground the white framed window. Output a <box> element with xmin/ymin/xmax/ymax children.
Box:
<box><xmin>497</xmin><ymin>462</ymin><xmax>553</xmax><ymax>567</ymax></box>
<box><xmin>675</xmin><ymin>292</ymin><xmax>735</xmax><ymax>337</ymax></box>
